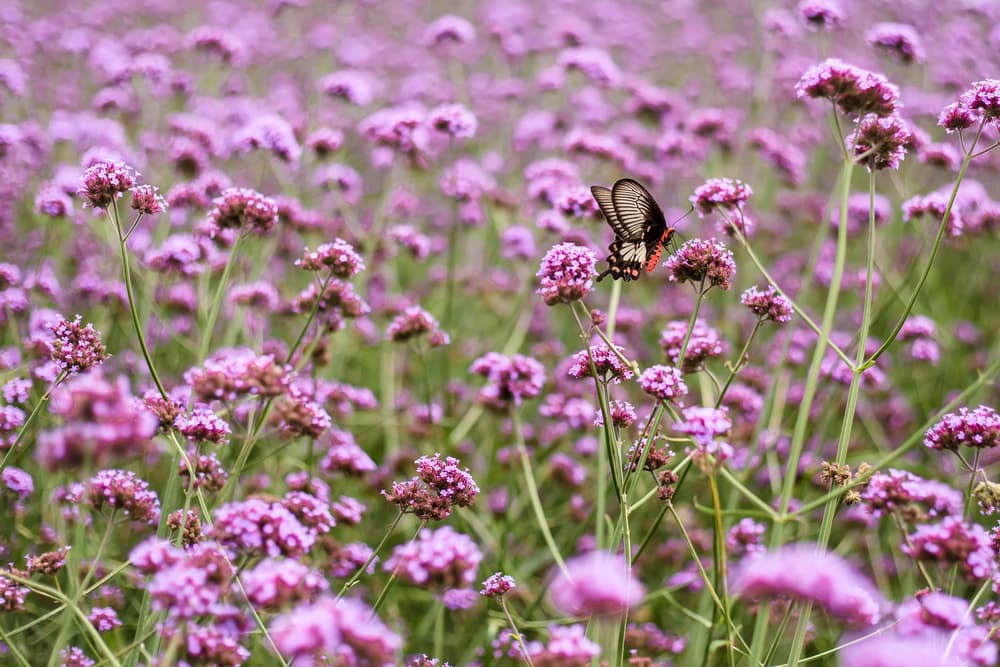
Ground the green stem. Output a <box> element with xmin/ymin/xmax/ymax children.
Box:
<box><xmin>605</xmin><ymin>279</ymin><xmax>622</xmax><ymax>339</ymax></box>
<box><xmin>512</xmin><ymin>412</ymin><xmax>568</xmax><ymax>575</ymax></box>
<box><xmin>499</xmin><ymin>598</ymin><xmax>536</xmax><ymax>667</ymax></box>
<box><xmin>338</xmin><ymin>511</ymin><xmax>403</xmax><ymax>597</ymax></box>
<box><xmin>676</xmin><ymin>279</ymin><xmax>707</xmax><ymax>370</ymax></box>
<box><xmin>111</xmin><ymin>204</ymin><xmax>168</xmax><ymax>400</ymax></box>
<box><xmin>715</xmin><ymin>321</ymin><xmax>763</xmax><ymax>408</ymax></box>
<box><xmin>0</xmin><ymin>371</ymin><xmax>67</xmax><ymax>475</ymax></box>
<box><xmin>709</xmin><ymin>472</ymin><xmax>736</xmax><ymax>667</ymax></box>
<box><xmin>865</xmin><ymin>119</ymin><xmax>984</xmax><ymax>367</ymax></box>
<box><xmin>752</xmin><ymin>156</ymin><xmax>855</xmax><ymax>666</ymax></box>
<box><xmin>198</xmin><ymin>232</ymin><xmax>244</xmax><ymax>365</ymax></box>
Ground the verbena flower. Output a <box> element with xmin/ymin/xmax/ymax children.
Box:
<box><xmin>659</xmin><ymin>319</ymin><xmax>725</xmax><ymax>373</ymax></box>
<box><xmin>536</xmin><ymin>242</ymin><xmax>597</xmax><ymax>306</ymax></box>
<box><xmin>429</xmin><ymin>103</ymin><xmax>477</xmax><ymax>139</ymax></box>
<box><xmin>80</xmin><ymin>468</ymin><xmax>161</xmax><ymax>524</ymax></box>
<box><xmin>861</xmin><ymin>469</ymin><xmax>962</xmax><ymax>521</ymax></box>
<box><xmin>470</xmin><ymin>352</ymin><xmax>545</xmax><ymax>410</ymax></box>
<box><xmin>664</xmin><ymin>238</ymin><xmax>736</xmax><ymax>290</ymax></box>
<box><xmin>174</xmin><ymin>407</ymin><xmax>230</xmax><ymax>444</ymax></box>
<box><xmin>690</xmin><ymin>178</ymin><xmax>752</xmax><ymax>217</ymax></box>
<box><xmin>208</xmin><ymin>187</ymin><xmax>278</xmax><ymax>236</ymax></box>
<box><xmin>382</xmin><ymin>453</ymin><xmax>479</xmax><ymax>521</ymax></box>
<box><xmin>639</xmin><ymin>365</ymin><xmax>688</xmax><ymax>402</ymax></box>
<box><xmin>866</xmin><ymin>23</ymin><xmax>925</xmax><ymax>64</ymax></box>
<box><xmin>732</xmin><ymin>543</ymin><xmax>886</xmax><ymax>626</ymax></box>
<box><xmin>796</xmin><ymin>59</ymin><xmax>899</xmax><ymax>117</ymax></box>
<box><xmin>386</xmin><ymin>306</ymin><xmax>449</xmax><ymax>346</ymax></box>
<box><xmin>481</xmin><ymin>572</ymin><xmax>516</xmax><ymax>598</ymax></box>
<box><xmin>924</xmin><ymin>405</ymin><xmax>1000</xmax><ymax>451</ymax></box>
<box><xmin>567</xmin><ymin>342</ymin><xmax>634</xmax><ymax>383</ymax></box>
<box><xmin>848</xmin><ymin>113</ymin><xmax>911</xmax><ymax>171</ymax></box>
<box><xmin>49</xmin><ymin>316</ymin><xmax>109</xmax><ymax>374</ymax></box>
<box><xmin>78</xmin><ymin>160</ymin><xmax>137</xmax><ymax>210</ymax></box>
<box><xmin>384</xmin><ymin>525</ymin><xmax>482</xmax><ymax>589</ymax></box>
<box><xmin>242</xmin><ymin>558</ymin><xmax>329</xmax><ymax>611</ymax></box>
<box><xmin>130</xmin><ymin>184</ymin><xmax>167</xmax><ymax>215</ymax></box>
<box><xmin>903</xmin><ymin>517</ymin><xmax>994</xmax><ymax>581</ymax></box>
<box><xmin>295</xmin><ymin>239</ymin><xmax>365</xmax><ymax>277</ymax></box>
<box><xmin>210</xmin><ymin>498</ymin><xmax>315</xmax><ymax>559</ymax></box>
<box><xmin>797</xmin><ymin>0</ymin><xmax>843</xmax><ymax>31</ymax></box>
<box><xmin>269</xmin><ymin>596</ymin><xmax>402</xmax><ymax>666</ymax></box>
<box><xmin>741</xmin><ymin>285</ymin><xmax>793</xmax><ymax>322</ymax></box>
<box><xmin>549</xmin><ymin>551</ymin><xmax>644</xmax><ymax>617</ymax></box>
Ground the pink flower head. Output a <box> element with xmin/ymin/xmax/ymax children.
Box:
<box><xmin>49</xmin><ymin>316</ymin><xmax>109</xmax><ymax>374</ymax></box>
<box><xmin>796</xmin><ymin>59</ymin><xmax>899</xmax><ymax>118</ymax></box>
<box><xmin>536</xmin><ymin>242</ymin><xmax>597</xmax><ymax>306</ymax></box>
<box><xmin>733</xmin><ymin>543</ymin><xmax>886</xmax><ymax>626</ymax></box>
<box><xmin>741</xmin><ymin>285</ymin><xmax>793</xmax><ymax>322</ymax></box>
<box><xmin>639</xmin><ymin>365</ymin><xmax>688</xmax><ymax>402</ymax></box>
<box><xmin>849</xmin><ymin>114</ymin><xmax>911</xmax><ymax>171</ymax></box>
<box><xmin>549</xmin><ymin>551</ymin><xmax>644</xmax><ymax>617</ymax></box>
<box><xmin>208</xmin><ymin>187</ymin><xmax>279</xmax><ymax>236</ymax></box>
<box><xmin>690</xmin><ymin>178</ymin><xmax>752</xmax><ymax>217</ymax></box>
<box><xmin>78</xmin><ymin>160</ymin><xmax>137</xmax><ymax>210</ymax></box>
<box><xmin>924</xmin><ymin>405</ymin><xmax>1000</xmax><ymax>451</ymax></box>
<box><xmin>130</xmin><ymin>185</ymin><xmax>167</xmax><ymax>215</ymax></box>
<box><xmin>664</xmin><ymin>238</ymin><xmax>736</xmax><ymax>290</ymax></box>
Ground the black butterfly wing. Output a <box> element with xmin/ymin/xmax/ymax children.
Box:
<box><xmin>591</xmin><ymin>186</ymin><xmax>635</xmax><ymax>241</ymax></box>
<box><xmin>596</xmin><ymin>239</ymin><xmax>646</xmax><ymax>282</ymax></box>
<box><xmin>593</xmin><ymin>178</ymin><xmax>668</xmax><ymax>282</ymax></box>
<box><xmin>611</xmin><ymin>178</ymin><xmax>666</xmax><ymax>241</ymax></box>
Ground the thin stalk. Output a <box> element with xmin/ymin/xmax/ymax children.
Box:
<box><xmin>338</xmin><ymin>511</ymin><xmax>404</xmax><ymax>597</ymax></box>
<box><xmin>499</xmin><ymin>598</ymin><xmax>537</xmax><ymax>667</ymax></box>
<box><xmin>751</xmin><ymin>156</ymin><xmax>855</xmax><ymax>667</ymax></box>
<box><xmin>513</xmin><ymin>412</ymin><xmax>568</xmax><ymax>575</ymax></box>
<box><xmin>605</xmin><ymin>279</ymin><xmax>622</xmax><ymax>339</ymax></box>
<box><xmin>0</xmin><ymin>371</ymin><xmax>67</xmax><ymax>475</ymax></box>
<box><xmin>715</xmin><ymin>320</ymin><xmax>763</xmax><ymax>408</ymax></box>
<box><xmin>370</xmin><ymin>521</ymin><xmax>426</xmax><ymax>614</ymax></box>
<box><xmin>865</xmin><ymin>119</ymin><xmax>985</xmax><ymax>366</ymax></box>
<box><xmin>709</xmin><ymin>472</ymin><xmax>736</xmax><ymax>667</ymax></box>
<box><xmin>110</xmin><ymin>203</ymin><xmax>168</xmax><ymax>400</ymax></box>
<box><xmin>676</xmin><ymin>278</ymin><xmax>707</xmax><ymax>369</ymax></box>
<box><xmin>197</xmin><ymin>232</ymin><xmax>244</xmax><ymax>365</ymax></box>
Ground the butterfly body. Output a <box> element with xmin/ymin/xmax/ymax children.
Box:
<box><xmin>591</xmin><ymin>179</ymin><xmax>674</xmax><ymax>282</ymax></box>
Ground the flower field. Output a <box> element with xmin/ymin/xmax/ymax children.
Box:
<box><xmin>3</xmin><ymin>0</ymin><xmax>1000</xmax><ymax>665</ymax></box>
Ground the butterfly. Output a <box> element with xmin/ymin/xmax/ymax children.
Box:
<box><xmin>591</xmin><ymin>178</ymin><xmax>675</xmax><ymax>282</ymax></box>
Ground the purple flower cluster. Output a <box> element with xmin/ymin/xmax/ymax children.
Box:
<box><xmin>674</xmin><ymin>406</ymin><xmax>734</xmax><ymax>461</ymax></box>
<box><xmin>386</xmin><ymin>306</ymin><xmax>450</xmax><ymax>347</ymax></box>
<box><xmin>848</xmin><ymin>114</ymin><xmax>911</xmax><ymax>171</ymax></box>
<box><xmin>567</xmin><ymin>342</ymin><xmax>634</xmax><ymax>383</ymax></box>
<box><xmin>383</xmin><ymin>453</ymin><xmax>479</xmax><ymax>521</ymax></box>
<box><xmin>741</xmin><ymin>285</ymin><xmax>793</xmax><ymax>322</ymax></box>
<box><xmin>659</xmin><ymin>319</ymin><xmax>725</xmax><ymax>373</ymax></box>
<box><xmin>480</xmin><ymin>572</ymin><xmax>516</xmax><ymax>598</ymax></box>
<box><xmin>861</xmin><ymin>469</ymin><xmax>962</xmax><ymax>520</ymax></box>
<box><xmin>49</xmin><ymin>316</ymin><xmax>109</xmax><ymax>374</ymax></box>
<box><xmin>549</xmin><ymin>550</ymin><xmax>645</xmax><ymax>617</ymax></box>
<box><xmin>208</xmin><ymin>187</ymin><xmax>279</xmax><ymax>236</ymax></box>
<box><xmin>536</xmin><ymin>242</ymin><xmax>597</xmax><ymax>306</ymax></box>
<box><xmin>690</xmin><ymin>178</ymin><xmax>752</xmax><ymax>217</ymax></box>
<box><xmin>733</xmin><ymin>544</ymin><xmax>886</xmax><ymax>626</ymax></box>
<box><xmin>384</xmin><ymin>525</ymin><xmax>482</xmax><ymax>589</ymax></box>
<box><xmin>184</xmin><ymin>348</ymin><xmax>291</xmax><ymax>402</ymax></box>
<box><xmin>866</xmin><ymin>23</ymin><xmax>925</xmax><ymax>64</ymax></box>
<box><xmin>174</xmin><ymin>406</ymin><xmax>230</xmax><ymax>444</ymax></box>
<box><xmin>924</xmin><ymin>405</ymin><xmax>1000</xmax><ymax>451</ymax></box>
<box><xmin>79</xmin><ymin>468</ymin><xmax>161</xmax><ymax>525</ymax></box>
<box><xmin>903</xmin><ymin>517</ymin><xmax>994</xmax><ymax>581</ymax></box>
<box><xmin>242</xmin><ymin>558</ymin><xmax>329</xmax><ymax>611</ymax></box>
<box><xmin>77</xmin><ymin>159</ymin><xmax>137</xmax><ymax>210</ymax></box>
<box><xmin>210</xmin><ymin>498</ymin><xmax>316</xmax><ymax>559</ymax></box>
<box><xmin>130</xmin><ymin>184</ymin><xmax>167</xmax><ymax>216</ymax></box>
<box><xmin>795</xmin><ymin>59</ymin><xmax>899</xmax><ymax>117</ymax></box>
<box><xmin>470</xmin><ymin>352</ymin><xmax>545</xmax><ymax>411</ymax></box>
<box><xmin>639</xmin><ymin>364</ymin><xmax>688</xmax><ymax>402</ymax></box>
<box><xmin>37</xmin><ymin>372</ymin><xmax>159</xmax><ymax>471</ymax></box>
<box><xmin>664</xmin><ymin>238</ymin><xmax>736</xmax><ymax>290</ymax></box>
<box><xmin>269</xmin><ymin>596</ymin><xmax>401</xmax><ymax>667</ymax></box>
<box><xmin>295</xmin><ymin>239</ymin><xmax>366</xmax><ymax>277</ymax></box>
